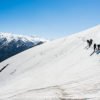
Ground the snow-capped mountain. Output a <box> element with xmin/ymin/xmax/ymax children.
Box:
<box><xmin>0</xmin><ymin>25</ymin><xmax>100</xmax><ymax>100</ymax></box>
<box><xmin>0</xmin><ymin>33</ymin><xmax>47</xmax><ymax>62</ymax></box>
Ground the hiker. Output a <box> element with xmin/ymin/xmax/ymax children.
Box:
<box><xmin>96</xmin><ymin>44</ymin><xmax>100</xmax><ymax>54</ymax></box>
<box><xmin>93</xmin><ymin>43</ymin><xmax>97</xmax><ymax>51</ymax></box>
<box><xmin>89</xmin><ymin>39</ymin><xmax>93</xmax><ymax>47</ymax></box>
<box><xmin>97</xmin><ymin>44</ymin><xmax>100</xmax><ymax>50</ymax></box>
<box><xmin>87</xmin><ymin>39</ymin><xmax>93</xmax><ymax>48</ymax></box>
<box><xmin>90</xmin><ymin>43</ymin><xmax>96</xmax><ymax>56</ymax></box>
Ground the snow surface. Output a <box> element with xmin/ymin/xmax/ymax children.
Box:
<box><xmin>0</xmin><ymin>25</ymin><xmax>100</xmax><ymax>100</ymax></box>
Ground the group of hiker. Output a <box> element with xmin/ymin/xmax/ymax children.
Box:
<box><xmin>87</xmin><ymin>39</ymin><xmax>100</xmax><ymax>52</ymax></box>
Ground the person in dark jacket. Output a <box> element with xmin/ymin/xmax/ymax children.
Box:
<box><xmin>87</xmin><ymin>39</ymin><xmax>93</xmax><ymax>48</ymax></box>
<box><xmin>94</xmin><ymin>43</ymin><xmax>97</xmax><ymax>51</ymax></box>
<box><xmin>97</xmin><ymin>44</ymin><xmax>100</xmax><ymax>50</ymax></box>
<box><xmin>89</xmin><ymin>39</ymin><xmax>93</xmax><ymax>47</ymax></box>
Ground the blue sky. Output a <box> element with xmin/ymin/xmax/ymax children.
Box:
<box><xmin>0</xmin><ymin>0</ymin><xmax>100</xmax><ymax>39</ymax></box>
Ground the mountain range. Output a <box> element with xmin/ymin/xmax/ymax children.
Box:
<box><xmin>0</xmin><ymin>33</ymin><xmax>47</xmax><ymax>62</ymax></box>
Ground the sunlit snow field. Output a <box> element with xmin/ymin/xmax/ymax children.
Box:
<box><xmin>0</xmin><ymin>25</ymin><xmax>100</xmax><ymax>100</ymax></box>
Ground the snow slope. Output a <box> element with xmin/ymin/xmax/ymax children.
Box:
<box><xmin>0</xmin><ymin>25</ymin><xmax>100</xmax><ymax>100</ymax></box>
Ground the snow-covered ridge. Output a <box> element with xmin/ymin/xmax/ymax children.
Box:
<box><xmin>74</xmin><ymin>24</ymin><xmax>100</xmax><ymax>37</ymax></box>
<box><xmin>0</xmin><ymin>32</ymin><xmax>47</xmax><ymax>43</ymax></box>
